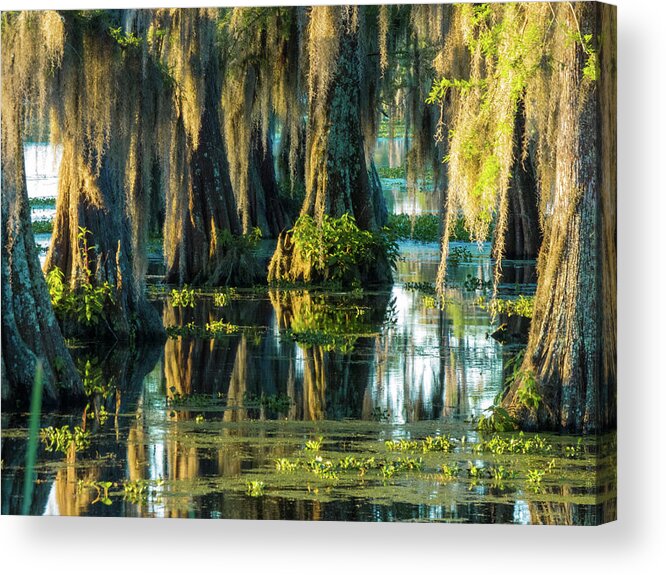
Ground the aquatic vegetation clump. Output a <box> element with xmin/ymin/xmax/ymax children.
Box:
<box><xmin>45</xmin><ymin>228</ymin><xmax>117</xmax><ymax>330</ymax></box>
<box><xmin>478</xmin><ymin>433</ymin><xmax>552</xmax><ymax>456</ymax></box>
<box><xmin>212</xmin><ymin>287</ymin><xmax>237</xmax><ymax>307</ymax></box>
<box><xmin>304</xmin><ymin>437</ymin><xmax>324</xmax><ymax>452</ymax></box>
<box><xmin>77</xmin><ymin>356</ymin><xmax>117</xmax><ymax>425</ymax></box>
<box><xmin>245</xmin><ymin>480</ymin><xmax>265</xmax><ymax>497</ymax></box>
<box><xmin>165</xmin><ymin>320</ymin><xmax>260</xmax><ymax>339</ymax></box>
<box><xmin>440</xmin><ymin>463</ymin><xmax>462</xmax><ymax>481</ymax></box>
<box><xmin>475</xmin><ymin>405</ymin><xmax>518</xmax><ymax>433</ymax></box>
<box><xmin>170</xmin><ymin>285</ymin><xmax>196</xmax><ymax>308</ymax></box>
<box><xmin>241</xmin><ymin>391</ymin><xmax>292</xmax><ymax>411</ymax></box>
<box><xmin>448</xmin><ymin>246</ymin><xmax>472</xmax><ymax>266</ymax></box>
<box><xmin>404</xmin><ymin>282</ymin><xmax>437</xmax><ymax>295</ymax></box>
<box><xmin>31</xmin><ymin>218</ymin><xmax>54</xmax><ymax>234</ymax></box>
<box><xmin>463</xmin><ymin>274</ymin><xmax>493</xmax><ymax>292</ymax></box>
<box><xmin>205</xmin><ymin>319</ymin><xmax>242</xmax><ymax>336</ymax></box>
<box><xmin>385</xmin><ymin>434</ymin><xmax>455</xmax><ymax>454</ymax></box>
<box><xmin>123</xmin><ymin>478</ymin><xmax>164</xmax><ymax>504</ymax></box>
<box><xmin>40</xmin><ymin>425</ymin><xmax>90</xmax><ymax>454</ymax></box>
<box><xmin>46</xmin><ymin>267</ymin><xmax>114</xmax><ymax>328</ymax></box>
<box><xmin>269</xmin><ymin>214</ymin><xmax>399</xmax><ymax>286</ymax></box>
<box><xmin>385</xmin><ymin>439</ymin><xmax>418</xmax><ymax>452</ymax></box>
<box><xmin>28</xmin><ymin>197</ymin><xmax>57</xmax><ymax>208</ymax></box>
<box><xmin>77</xmin><ymin>480</ymin><xmax>113</xmax><ymax>506</ymax></box>
<box><xmin>284</xmin><ymin>329</ymin><xmax>359</xmax><ymax>354</ymax></box>
<box><xmin>276</xmin><ymin>291</ymin><xmax>380</xmax><ymax>353</ymax></box>
<box><xmin>477</xmin><ymin>295</ymin><xmax>534</xmax><ymax>319</ymax></box>
<box><xmin>307</xmin><ymin>457</ymin><xmax>339</xmax><ymax>480</ymax></box>
<box><xmin>386</xmin><ymin>213</ymin><xmax>440</xmax><ymax>243</ymax></box>
<box><xmin>377</xmin><ymin>166</ymin><xmax>407</xmax><ymax>180</ymax></box>
<box><xmin>275</xmin><ymin>458</ymin><xmax>300</xmax><ymax>473</ymax></box>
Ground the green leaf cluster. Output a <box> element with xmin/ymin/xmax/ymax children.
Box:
<box><xmin>290</xmin><ymin>214</ymin><xmax>399</xmax><ymax>284</ymax></box>
<box><xmin>46</xmin><ymin>266</ymin><xmax>114</xmax><ymax>326</ymax></box>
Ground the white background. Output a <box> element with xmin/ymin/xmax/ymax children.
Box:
<box><xmin>1</xmin><ymin>0</ymin><xmax>663</xmax><ymax>572</ymax></box>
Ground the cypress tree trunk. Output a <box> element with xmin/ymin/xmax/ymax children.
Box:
<box><xmin>269</xmin><ymin>7</ymin><xmax>392</xmax><ymax>286</ymax></box>
<box><xmin>503</xmin><ymin>4</ymin><xmax>616</xmax><ymax>433</ymax></box>
<box><xmin>301</xmin><ymin>16</ymin><xmax>383</xmax><ymax>232</ymax></box>
<box><xmin>246</xmin><ymin>129</ymin><xmax>290</xmax><ymax>238</ymax></box>
<box><xmin>501</xmin><ymin>101</ymin><xmax>541</xmax><ymax>261</ymax></box>
<box><xmin>1</xmin><ymin>132</ymin><xmax>83</xmax><ymax>406</ymax></box>
<box><xmin>368</xmin><ymin>160</ymin><xmax>388</xmax><ymax>228</ymax></box>
<box><xmin>45</xmin><ymin>140</ymin><xmax>164</xmax><ymax>342</ymax></box>
<box><xmin>164</xmin><ymin>56</ymin><xmax>246</xmax><ymax>286</ymax></box>
<box><xmin>276</xmin><ymin>122</ymin><xmax>306</xmax><ymax>214</ymax></box>
<box><xmin>40</xmin><ymin>12</ymin><xmax>164</xmax><ymax>343</ymax></box>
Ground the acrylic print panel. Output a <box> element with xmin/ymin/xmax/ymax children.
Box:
<box><xmin>1</xmin><ymin>2</ymin><xmax>616</xmax><ymax>524</ymax></box>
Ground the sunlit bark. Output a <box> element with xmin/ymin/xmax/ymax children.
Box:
<box><xmin>1</xmin><ymin>12</ymin><xmax>83</xmax><ymax>404</ymax></box>
<box><xmin>503</xmin><ymin>3</ymin><xmax>616</xmax><ymax>433</ymax></box>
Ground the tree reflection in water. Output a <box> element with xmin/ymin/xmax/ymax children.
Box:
<box><xmin>2</xmin><ymin>245</ymin><xmax>615</xmax><ymax>523</ymax></box>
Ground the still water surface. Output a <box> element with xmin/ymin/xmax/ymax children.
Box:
<box><xmin>1</xmin><ymin>144</ymin><xmax>615</xmax><ymax>523</ymax></box>
<box><xmin>2</xmin><ymin>241</ymin><xmax>614</xmax><ymax>523</ymax></box>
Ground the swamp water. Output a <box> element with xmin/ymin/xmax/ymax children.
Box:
<box><xmin>1</xmin><ymin>243</ymin><xmax>615</xmax><ymax>523</ymax></box>
<box><xmin>2</xmin><ymin>143</ymin><xmax>615</xmax><ymax>523</ymax></box>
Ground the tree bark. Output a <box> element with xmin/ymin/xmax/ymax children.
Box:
<box><xmin>45</xmin><ymin>140</ymin><xmax>164</xmax><ymax>342</ymax></box>
<box><xmin>246</xmin><ymin>129</ymin><xmax>291</xmax><ymax>238</ymax></box>
<box><xmin>500</xmin><ymin>100</ymin><xmax>541</xmax><ymax>261</ymax></box>
<box><xmin>301</xmin><ymin>19</ymin><xmax>382</xmax><ymax>232</ymax></box>
<box><xmin>1</xmin><ymin>132</ymin><xmax>83</xmax><ymax>406</ymax></box>
<box><xmin>503</xmin><ymin>4</ymin><xmax>616</xmax><ymax>433</ymax></box>
<box><xmin>164</xmin><ymin>55</ymin><xmax>249</xmax><ymax>286</ymax></box>
<box><xmin>269</xmin><ymin>7</ymin><xmax>392</xmax><ymax>286</ymax></box>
